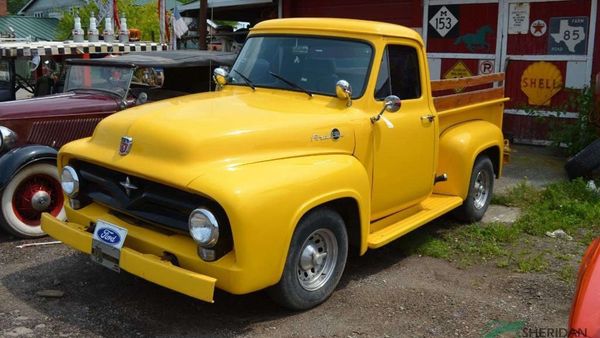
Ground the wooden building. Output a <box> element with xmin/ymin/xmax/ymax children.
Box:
<box><xmin>280</xmin><ymin>0</ymin><xmax>599</xmax><ymax>144</ymax></box>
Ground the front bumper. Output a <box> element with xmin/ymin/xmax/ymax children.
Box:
<box><xmin>41</xmin><ymin>212</ymin><xmax>217</xmax><ymax>303</ymax></box>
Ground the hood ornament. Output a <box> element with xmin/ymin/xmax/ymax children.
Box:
<box><xmin>119</xmin><ymin>136</ymin><xmax>133</xmax><ymax>155</ymax></box>
<box><xmin>119</xmin><ymin>176</ymin><xmax>138</xmax><ymax>197</ymax></box>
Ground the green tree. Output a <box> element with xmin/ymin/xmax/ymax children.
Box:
<box><xmin>8</xmin><ymin>0</ymin><xmax>28</xmax><ymax>14</ymax></box>
<box><xmin>56</xmin><ymin>0</ymin><xmax>159</xmax><ymax>42</ymax></box>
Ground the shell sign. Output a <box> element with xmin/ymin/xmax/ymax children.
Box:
<box><xmin>520</xmin><ymin>62</ymin><xmax>563</xmax><ymax>106</ymax></box>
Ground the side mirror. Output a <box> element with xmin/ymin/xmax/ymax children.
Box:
<box><xmin>213</xmin><ymin>67</ymin><xmax>229</xmax><ymax>90</ymax></box>
<box><xmin>136</xmin><ymin>92</ymin><xmax>148</xmax><ymax>105</ymax></box>
<box><xmin>335</xmin><ymin>80</ymin><xmax>352</xmax><ymax>107</ymax></box>
<box><xmin>383</xmin><ymin>95</ymin><xmax>401</xmax><ymax>112</ymax></box>
<box><xmin>371</xmin><ymin>95</ymin><xmax>401</xmax><ymax>128</ymax></box>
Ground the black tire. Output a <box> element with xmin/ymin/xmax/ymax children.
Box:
<box><xmin>454</xmin><ymin>156</ymin><xmax>494</xmax><ymax>223</ymax></box>
<box><xmin>564</xmin><ymin>139</ymin><xmax>600</xmax><ymax>180</ymax></box>
<box><xmin>268</xmin><ymin>208</ymin><xmax>348</xmax><ymax>310</ymax></box>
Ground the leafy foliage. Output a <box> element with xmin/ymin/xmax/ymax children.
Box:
<box><xmin>549</xmin><ymin>87</ymin><xmax>599</xmax><ymax>156</ymax></box>
<box><xmin>8</xmin><ymin>0</ymin><xmax>28</xmax><ymax>14</ymax></box>
<box><xmin>56</xmin><ymin>0</ymin><xmax>159</xmax><ymax>42</ymax></box>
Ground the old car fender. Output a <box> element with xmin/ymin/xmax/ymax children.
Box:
<box><xmin>0</xmin><ymin>145</ymin><xmax>57</xmax><ymax>191</ymax></box>
<box><xmin>187</xmin><ymin>154</ymin><xmax>371</xmax><ymax>294</ymax></box>
<box><xmin>433</xmin><ymin>120</ymin><xmax>504</xmax><ymax>199</ymax></box>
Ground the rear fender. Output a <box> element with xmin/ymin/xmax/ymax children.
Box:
<box><xmin>187</xmin><ymin>154</ymin><xmax>370</xmax><ymax>294</ymax></box>
<box><xmin>434</xmin><ymin>120</ymin><xmax>504</xmax><ymax>199</ymax></box>
<box><xmin>0</xmin><ymin>145</ymin><xmax>57</xmax><ymax>190</ymax></box>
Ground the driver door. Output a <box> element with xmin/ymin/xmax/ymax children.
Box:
<box><xmin>370</xmin><ymin>43</ymin><xmax>436</xmax><ymax>219</ymax></box>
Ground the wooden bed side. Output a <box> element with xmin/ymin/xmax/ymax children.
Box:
<box><xmin>430</xmin><ymin>73</ymin><xmax>506</xmax><ymax>112</ymax></box>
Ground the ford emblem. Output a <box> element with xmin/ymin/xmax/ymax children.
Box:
<box><xmin>97</xmin><ymin>227</ymin><xmax>121</xmax><ymax>244</ymax></box>
<box><xmin>119</xmin><ymin>136</ymin><xmax>133</xmax><ymax>156</ymax></box>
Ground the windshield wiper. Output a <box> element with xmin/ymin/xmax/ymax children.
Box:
<box><xmin>232</xmin><ymin>69</ymin><xmax>255</xmax><ymax>90</ymax></box>
<box><xmin>269</xmin><ymin>72</ymin><xmax>312</xmax><ymax>97</ymax></box>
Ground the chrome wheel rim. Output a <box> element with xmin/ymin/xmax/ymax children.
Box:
<box><xmin>473</xmin><ymin>170</ymin><xmax>490</xmax><ymax>210</ymax></box>
<box><xmin>297</xmin><ymin>228</ymin><xmax>338</xmax><ymax>291</ymax></box>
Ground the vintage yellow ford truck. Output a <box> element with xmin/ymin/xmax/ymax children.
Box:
<box><xmin>42</xmin><ymin>18</ymin><xmax>508</xmax><ymax>310</ymax></box>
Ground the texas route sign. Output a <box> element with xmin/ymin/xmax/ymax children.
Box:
<box><xmin>547</xmin><ymin>16</ymin><xmax>588</xmax><ymax>55</ymax></box>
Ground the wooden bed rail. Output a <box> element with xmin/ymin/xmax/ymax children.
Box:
<box><xmin>430</xmin><ymin>73</ymin><xmax>506</xmax><ymax>112</ymax></box>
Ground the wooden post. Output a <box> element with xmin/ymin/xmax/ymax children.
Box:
<box><xmin>198</xmin><ymin>0</ymin><xmax>207</xmax><ymax>50</ymax></box>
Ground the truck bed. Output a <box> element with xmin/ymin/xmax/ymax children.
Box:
<box><xmin>430</xmin><ymin>73</ymin><xmax>508</xmax><ymax>135</ymax></box>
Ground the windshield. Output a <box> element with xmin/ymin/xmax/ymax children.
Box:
<box><xmin>230</xmin><ymin>36</ymin><xmax>373</xmax><ymax>98</ymax></box>
<box><xmin>64</xmin><ymin>65</ymin><xmax>134</xmax><ymax>98</ymax></box>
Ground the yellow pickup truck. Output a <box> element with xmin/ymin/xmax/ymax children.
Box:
<box><xmin>42</xmin><ymin>18</ymin><xmax>508</xmax><ymax>310</ymax></box>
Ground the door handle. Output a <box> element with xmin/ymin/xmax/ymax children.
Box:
<box><xmin>421</xmin><ymin>114</ymin><xmax>434</xmax><ymax>123</ymax></box>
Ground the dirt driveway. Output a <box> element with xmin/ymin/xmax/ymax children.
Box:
<box><xmin>0</xmin><ymin>145</ymin><xmax>574</xmax><ymax>337</ymax></box>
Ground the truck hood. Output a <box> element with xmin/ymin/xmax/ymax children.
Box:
<box><xmin>0</xmin><ymin>91</ymin><xmax>120</xmax><ymax>120</ymax></box>
<box><xmin>82</xmin><ymin>89</ymin><xmax>358</xmax><ymax>184</ymax></box>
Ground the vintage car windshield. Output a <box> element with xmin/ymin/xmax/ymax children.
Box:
<box><xmin>64</xmin><ymin>65</ymin><xmax>134</xmax><ymax>98</ymax></box>
<box><xmin>230</xmin><ymin>36</ymin><xmax>373</xmax><ymax>98</ymax></box>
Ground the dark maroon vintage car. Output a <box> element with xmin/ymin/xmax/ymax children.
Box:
<box><xmin>0</xmin><ymin>50</ymin><xmax>236</xmax><ymax>238</ymax></box>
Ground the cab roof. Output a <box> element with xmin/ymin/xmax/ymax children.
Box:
<box><xmin>251</xmin><ymin>18</ymin><xmax>423</xmax><ymax>45</ymax></box>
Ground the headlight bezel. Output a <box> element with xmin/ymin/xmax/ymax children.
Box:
<box><xmin>61</xmin><ymin>166</ymin><xmax>80</xmax><ymax>198</ymax></box>
<box><xmin>188</xmin><ymin>208</ymin><xmax>220</xmax><ymax>248</ymax></box>
<box><xmin>0</xmin><ymin>126</ymin><xmax>17</xmax><ymax>152</ymax></box>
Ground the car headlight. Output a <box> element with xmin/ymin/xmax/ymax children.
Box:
<box><xmin>0</xmin><ymin>126</ymin><xmax>17</xmax><ymax>151</ymax></box>
<box><xmin>61</xmin><ymin>166</ymin><xmax>80</xmax><ymax>198</ymax></box>
<box><xmin>189</xmin><ymin>208</ymin><xmax>219</xmax><ymax>248</ymax></box>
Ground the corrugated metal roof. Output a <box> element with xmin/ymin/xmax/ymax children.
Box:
<box><xmin>0</xmin><ymin>16</ymin><xmax>59</xmax><ymax>41</ymax></box>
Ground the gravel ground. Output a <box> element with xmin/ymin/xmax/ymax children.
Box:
<box><xmin>0</xmin><ymin>145</ymin><xmax>574</xmax><ymax>337</ymax></box>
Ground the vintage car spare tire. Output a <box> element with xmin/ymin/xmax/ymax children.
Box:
<box><xmin>0</xmin><ymin>162</ymin><xmax>66</xmax><ymax>238</ymax></box>
<box><xmin>565</xmin><ymin>139</ymin><xmax>600</xmax><ymax>180</ymax></box>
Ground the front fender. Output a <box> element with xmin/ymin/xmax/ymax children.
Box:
<box><xmin>187</xmin><ymin>154</ymin><xmax>370</xmax><ymax>294</ymax></box>
<box><xmin>0</xmin><ymin>145</ymin><xmax>57</xmax><ymax>190</ymax></box>
<box><xmin>434</xmin><ymin>120</ymin><xmax>503</xmax><ymax>199</ymax></box>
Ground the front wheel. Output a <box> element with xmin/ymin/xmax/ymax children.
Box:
<box><xmin>269</xmin><ymin>208</ymin><xmax>348</xmax><ymax>310</ymax></box>
<box><xmin>0</xmin><ymin>162</ymin><xmax>66</xmax><ymax>238</ymax></box>
<box><xmin>454</xmin><ymin>156</ymin><xmax>494</xmax><ymax>223</ymax></box>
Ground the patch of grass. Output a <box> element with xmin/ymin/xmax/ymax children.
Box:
<box><xmin>559</xmin><ymin>264</ymin><xmax>577</xmax><ymax>284</ymax></box>
<box><xmin>514</xmin><ymin>179</ymin><xmax>600</xmax><ymax>241</ymax></box>
<box><xmin>415</xmin><ymin>237</ymin><xmax>451</xmax><ymax>259</ymax></box>
<box><xmin>516</xmin><ymin>253</ymin><xmax>548</xmax><ymax>273</ymax></box>
<box><xmin>492</xmin><ymin>181</ymin><xmax>541</xmax><ymax>207</ymax></box>
<box><xmin>414</xmin><ymin>179</ymin><xmax>598</xmax><ymax>276</ymax></box>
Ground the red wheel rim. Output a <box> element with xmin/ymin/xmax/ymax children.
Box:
<box><xmin>11</xmin><ymin>173</ymin><xmax>64</xmax><ymax>226</ymax></box>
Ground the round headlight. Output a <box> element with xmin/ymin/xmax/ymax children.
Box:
<box><xmin>61</xmin><ymin>166</ymin><xmax>79</xmax><ymax>197</ymax></box>
<box><xmin>0</xmin><ymin>126</ymin><xmax>17</xmax><ymax>151</ymax></box>
<box><xmin>188</xmin><ymin>208</ymin><xmax>219</xmax><ymax>247</ymax></box>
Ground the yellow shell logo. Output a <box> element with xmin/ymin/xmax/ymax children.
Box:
<box><xmin>520</xmin><ymin>61</ymin><xmax>563</xmax><ymax>106</ymax></box>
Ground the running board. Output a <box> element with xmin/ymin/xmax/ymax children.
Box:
<box><xmin>367</xmin><ymin>194</ymin><xmax>463</xmax><ymax>249</ymax></box>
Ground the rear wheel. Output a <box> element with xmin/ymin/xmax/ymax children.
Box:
<box><xmin>454</xmin><ymin>156</ymin><xmax>494</xmax><ymax>223</ymax></box>
<box><xmin>269</xmin><ymin>208</ymin><xmax>348</xmax><ymax>310</ymax></box>
<box><xmin>0</xmin><ymin>163</ymin><xmax>66</xmax><ymax>238</ymax></box>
